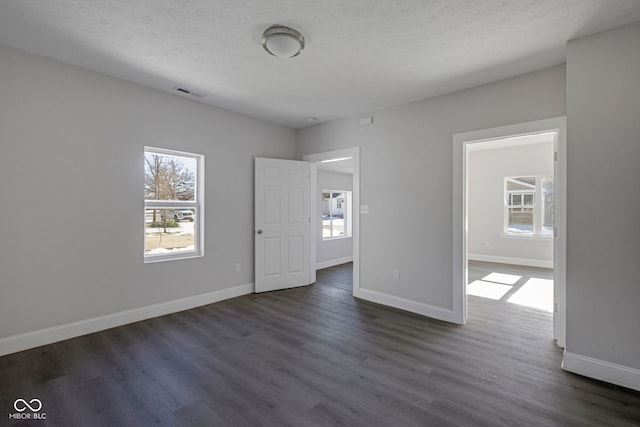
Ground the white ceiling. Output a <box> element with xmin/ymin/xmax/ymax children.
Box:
<box><xmin>1</xmin><ymin>1</ymin><xmax>640</xmax><ymax>129</ymax></box>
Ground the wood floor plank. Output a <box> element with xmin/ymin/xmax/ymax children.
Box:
<box><xmin>1</xmin><ymin>261</ymin><xmax>639</xmax><ymax>426</ymax></box>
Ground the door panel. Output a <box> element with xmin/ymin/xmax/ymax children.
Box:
<box><xmin>288</xmin><ymin>235</ymin><xmax>303</xmax><ymax>273</ymax></box>
<box><xmin>288</xmin><ymin>187</ymin><xmax>304</xmax><ymax>223</ymax></box>
<box><xmin>255</xmin><ymin>158</ymin><xmax>310</xmax><ymax>292</ymax></box>
<box><xmin>264</xmin><ymin>186</ymin><xmax>280</xmax><ymax>224</ymax></box>
<box><xmin>263</xmin><ymin>237</ymin><xmax>281</xmax><ymax>276</ymax></box>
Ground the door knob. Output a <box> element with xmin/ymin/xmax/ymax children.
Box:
<box><xmin>257</xmin><ymin>229</ymin><xmax>263</xmax><ymax>235</ymax></box>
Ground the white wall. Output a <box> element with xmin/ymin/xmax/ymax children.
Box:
<box><xmin>297</xmin><ymin>65</ymin><xmax>566</xmax><ymax>316</ymax></box>
<box><xmin>468</xmin><ymin>142</ymin><xmax>554</xmax><ymax>267</ymax></box>
<box><xmin>563</xmin><ymin>22</ymin><xmax>640</xmax><ymax>380</ymax></box>
<box><xmin>316</xmin><ymin>170</ymin><xmax>353</xmax><ymax>268</ymax></box>
<box><xmin>0</xmin><ymin>45</ymin><xmax>295</xmax><ymax>346</ymax></box>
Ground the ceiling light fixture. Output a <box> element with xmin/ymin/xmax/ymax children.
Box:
<box><xmin>262</xmin><ymin>25</ymin><xmax>305</xmax><ymax>58</ymax></box>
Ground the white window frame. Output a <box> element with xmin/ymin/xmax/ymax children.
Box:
<box><xmin>144</xmin><ymin>146</ymin><xmax>204</xmax><ymax>262</ymax></box>
<box><xmin>322</xmin><ymin>189</ymin><xmax>352</xmax><ymax>240</ymax></box>
<box><xmin>503</xmin><ymin>175</ymin><xmax>553</xmax><ymax>238</ymax></box>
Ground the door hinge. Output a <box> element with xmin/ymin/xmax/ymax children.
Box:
<box><xmin>554</xmin><ymin>151</ymin><xmax>558</xmax><ymax>161</ymax></box>
<box><xmin>554</xmin><ymin>302</ymin><xmax>558</xmax><ymax>313</ymax></box>
<box><xmin>553</xmin><ymin>227</ymin><xmax>558</xmax><ymax>237</ymax></box>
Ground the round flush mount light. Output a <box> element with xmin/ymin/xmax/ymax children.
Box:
<box><xmin>262</xmin><ymin>25</ymin><xmax>305</xmax><ymax>58</ymax></box>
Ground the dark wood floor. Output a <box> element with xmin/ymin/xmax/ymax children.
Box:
<box><xmin>1</xmin><ymin>262</ymin><xmax>639</xmax><ymax>426</ymax></box>
<box><xmin>314</xmin><ymin>262</ymin><xmax>353</xmax><ymax>291</ymax></box>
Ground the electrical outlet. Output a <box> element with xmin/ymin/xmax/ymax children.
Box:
<box><xmin>392</xmin><ymin>269</ymin><xmax>399</xmax><ymax>280</ymax></box>
<box><xmin>235</xmin><ymin>263</ymin><xmax>241</xmax><ymax>272</ymax></box>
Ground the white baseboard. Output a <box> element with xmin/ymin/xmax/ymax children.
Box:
<box><xmin>562</xmin><ymin>351</ymin><xmax>640</xmax><ymax>392</ymax></box>
<box><xmin>354</xmin><ymin>288</ymin><xmax>460</xmax><ymax>324</ymax></box>
<box><xmin>468</xmin><ymin>254</ymin><xmax>553</xmax><ymax>269</ymax></box>
<box><xmin>0</xmin><ymin>283</ymin><xmax>254</xmax><ymax>357</ymax></box>
<box><xmin>316</xmin><ymin>256</ymin><xmax>353</xmax><ymax>270</ymax></box>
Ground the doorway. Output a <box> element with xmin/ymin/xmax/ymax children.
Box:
<box><xmin>303</xmin><ymin>147</ymin><xmax>360</xmax><ymax>294</ymax></box>
<box><xmin>453</xmin><ymin>117</ymin><xmax>566</xmax><ymax>347</ymax></box>
<box><xmin>467</xmin><ymin>134</ymin><xmax>555</xmax><ymax>318</ymax></box>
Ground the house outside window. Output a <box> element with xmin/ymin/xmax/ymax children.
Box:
<box><xmin>504</xmin><ymin>175</ymin><xmax>553</xmax><ymax>237</ymax></box>
<box><xmin>322</xmin><ymin>190</ymin><xmax>352</xmax><ymax>239</ymax></box>
<box><xmin>144</xmin><ymin>147</ymin><xmax>204</xmax><ymax>262</ymax></box>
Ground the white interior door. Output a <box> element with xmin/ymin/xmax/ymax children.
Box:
<box><xmin>255</xmin><ymin>157</ymin><xmax>311</xmax><ymax>293</ymax></box>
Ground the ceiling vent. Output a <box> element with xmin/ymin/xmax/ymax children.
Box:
<box><xmin>172</xmin><ymin>86</ymin><xmax>206</xmax><ymax>98</ymax></box>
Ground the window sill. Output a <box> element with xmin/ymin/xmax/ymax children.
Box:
<box><xmin>322</xmin><ymin>236</ymin><xmax>352</xmax><ymax>242</ymax></box>
<box><xmin>500</xmin><ymin>233</ymin><xmax>553</xmax><ymax>241</ymax></box>
<box><xmin>144</xmin><ymin>252</ymin><xmax>203</xmax><ymax>263</ymax></box>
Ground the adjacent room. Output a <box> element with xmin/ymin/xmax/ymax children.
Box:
<box><xmin>1</xmin><ymin>1</ymin><xmax>639</xmax><ymax>425</ymax></box>
<box><xmin>467</xmin><ymin>133</ymin><xmax>556</xmax><ymax>327</ymax></box>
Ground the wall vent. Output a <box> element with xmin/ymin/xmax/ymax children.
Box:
<box><xmin>172</xmin><ymin>86</ymin><xmax>206</xmax><ymax>98</ymax></box>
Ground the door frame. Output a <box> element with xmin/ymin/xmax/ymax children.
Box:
<box><xmin>303</xmin><ymin>147</ymin><xmax>360</xmax><ymax>294</ymax></box>
<box><xmin>453</xmin><ymin>117</ymin><xmax>566</xmax><ymax>347</ymax></box>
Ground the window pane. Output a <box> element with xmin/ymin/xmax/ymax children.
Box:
<box><xmin>332</xmin><ymin>217</ymin><xmax>345</xmax><ymax>237</ymax></box>
<box><xmin>322</xmin><ymin>217</ymin><xmax>332</xmax><ymax>238</ymax></box>
<box><xmin>519</xmin><ymin>177</ymin><xmax>536</xmax><ymax>186</ymax></box>
<box><xmin>512</xmin><ymin>194</ymin><xmax>522</xmax><ymax>206</ymax></box>
<box><xmin>542</xmin><ymin>176</ymin><xmax>554</xmax><ymax>233</ymax></box>
<box><xmin>145</xmin><ymin>208</ymin><xmax>196</xmax><ymax>255</ymax></box>
<box><xmin>506</xmin><ymin>176</ymin><xmax>536</xmax><ymax>189</ymax></box>
<box><xmin>508</xmin><ymin>207</ymin><xmax>534</xmax><ymax>233</ymax></box>
<box><xmin>322</xmin><ymin>189</ymin><xmax>350</xmax><ymax>239</ymax></box>
<box><xmin>144</xmin><ymin>152</ymin><xmax>197</xmax><ymax>201</ymax></box>
<box><xmin>322</xmin><ymin>191</ymin><xmax>332</xmax><ymax>237</ymax></box>
<box><xmin>322</xmin><ymin>193</ymin><xmax>331</xmax><ymax>218</ymax></box>
<box><xmin>506</xmin><ymin>176</ymin><xmax>535</xmax><ymax>191</ymax></box>
<box><xmin>523</xmin><ymin>194</ymin><xmax>535</xmax><ymax>206</ymax></box>
<box><xmin>332</xmin><ymin>192</ymin><xmax>346</xmax><ymax>237</ymax></box>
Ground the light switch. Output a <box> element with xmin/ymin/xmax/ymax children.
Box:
<box><xmin>360</xmin><ymin>205</ymin><xmax>369</xmax><ymax>214</ymax></box>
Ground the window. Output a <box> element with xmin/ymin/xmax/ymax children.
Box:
<box><xmin>504</xmin><ymin>175</ymin><xmax>553</xmax><ymax>236</ymax></box>
<box><xmin>144</xmin><ymin>147</ymin><xmax>203</xmax><ymax>261</ymax></box>
<box><xmin>541</xmin><ymin>176</ymin><xmax>554</xmax><ymax>235</ymax></box>
<box><xmin>322</xmin><ymin>190</ymin><xmax>351</xmax><ymax>239</ymax></box>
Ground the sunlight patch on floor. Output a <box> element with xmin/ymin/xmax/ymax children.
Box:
<box><xmin>467</xmin><ymin>280</ymin><xmax>513</xmax><ymax>300</ymax></box>
<box><xmin>507</xmin><ymin>277</ymin><xmax>554</xmax><ymax>312</ymax></box>
<box><xmin>481</xmin><ymin>272</ymin><xmax>521</xmax><ymax>285</ymax></box>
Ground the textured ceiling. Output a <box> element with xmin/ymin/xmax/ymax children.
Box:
<box><xmin>1</xmin><ymin>1</ymin><xmax>640</xmax><ymax>129</ymax></box>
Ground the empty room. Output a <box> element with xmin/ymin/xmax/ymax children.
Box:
<box><xmin>1</xmin><ymin>1</ymin><xmax>639</xmax><ymax>426</ymax></box>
